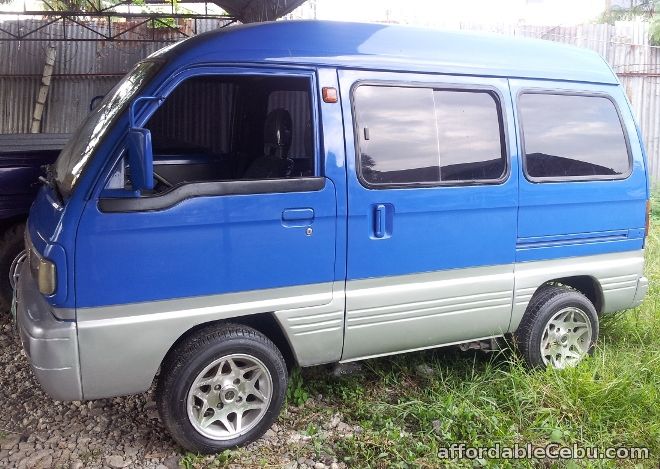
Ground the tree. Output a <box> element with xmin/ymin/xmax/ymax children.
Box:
<box><xmin>652</xmin><ymin>2</ymin><xmax>660</xmax><ymax>44</ymax></box>
<box><xmin>598</xmin><ymin>1</ymin><xmax>660</xmax><ymax>45</ymax></box>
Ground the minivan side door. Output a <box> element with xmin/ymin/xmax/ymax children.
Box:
<box><xmin>339</xmin><ymin>70</ymin><xmax>519</xmax><ymax>360</ymax></box>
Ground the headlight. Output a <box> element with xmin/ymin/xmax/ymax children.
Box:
<box><xmin>26</xmin><ymin>231</ymin><xmax>57</xmax><ymax>296</ymax></box>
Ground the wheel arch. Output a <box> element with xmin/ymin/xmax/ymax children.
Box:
<box><xmin>510</xmin><ymin>274</ymin><xmax>604</xmax><ymax>334</ymax></box>
<box><xmin>543</xmin><ymin>275</ymin><xmax>604</xmax><ymax>314</ymax></box>
<box><xmin>158</xmin><ymin>312</ymin><xmax>298</xmax><ymax>378</ymax></box>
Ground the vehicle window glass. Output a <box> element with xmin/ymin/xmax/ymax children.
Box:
<box><xmin>110</xmin><ymin>75</ymin><xmax>315</xmax><ymax>193</ymax></box>
<box><xmin>268</xmin><ymin>90</ymin><xmax>313</xmax><ymax>160</ymax></box>
<box><xmin>434</xmin><ymin>90</ymin><xmax>505</xmax><ymax>182</ymax></box>
<box><xmin>353</xmin><ymin>85</ymin><xmax>506</xmax><ymax>186</ymax></box>
<box><xmin>149</xmin><ymin>79</ymin><xmax>234</xmax><ymax>156</ymax></box>
<box><xmin>519</xmin><ymin>93</ymin><xmax>630</xmax><ymax>179</ymax></box>
<box><xmin>354</xmin><ymin>86</ymin><xmax>438</xmax><ymax>184</ymax></box>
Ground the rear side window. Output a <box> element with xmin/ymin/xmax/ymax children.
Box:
<box><xmin>353</xmin><ymin>85</ymin><xmax>506</xmax><ymax>186</ymax></box>
<box><xmin>519</xmin><ymin>93</ymin><xmax>630</xmax><ymax>180</ymax></box>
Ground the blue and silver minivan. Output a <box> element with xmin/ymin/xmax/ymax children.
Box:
<box><xmin>13</xmin><ymin>21</ymin><xmax>650</xmax><ymax>452</ymax></box>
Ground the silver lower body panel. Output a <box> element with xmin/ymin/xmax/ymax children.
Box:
<box><xmin>14</xmin><ymin>262</ymin><xmax>82</xmax><ymax>401</ymax></box>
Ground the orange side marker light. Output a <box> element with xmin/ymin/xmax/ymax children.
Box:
<box><xmin>322</xmin><ymin>87</ymin><xmax>338</xmax><ymax>103</ymax></box>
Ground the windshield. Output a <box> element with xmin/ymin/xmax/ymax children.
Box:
<box><xmin>54</xmin><ymin>60</ymin><xmax>162</xmax><ymax>198</ymax></box>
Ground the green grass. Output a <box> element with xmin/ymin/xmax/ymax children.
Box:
<box><xmin>206</xmin><ymin>202</ymin><xmax>660</xmax><ymax>468</ymax></box>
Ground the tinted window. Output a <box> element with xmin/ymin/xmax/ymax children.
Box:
<box><xmin>148</xmin><ymin>77</ymin><xmax>235</xmax><ymax>156</ymax></box>
<box><xmin>355</xmin><ymin>86</ymin><xmax>439</xmax><ymax>184</ymax></box>
<box><xmin>434</xmin><ymin>90</ymin><xmax>506</xmax><ymax>182</ymax></box>
<box><xmin>108</xmin><ymin>75</ymin><xmax>315</xmax><ymax>193</ymax></box>
<box><xmin>354</xmin><ymin>85</ymin><xmax>506</xmax><ymax>186</ymax></box>
<box><xmin>519</xmin><ymin>93</ymin><xmax>630</xmax><ymax>179</ymax></box>
<box><xmin>268</xmin><ymin>90</ymin><xmax>313</xmax><ymax>160</ymax></box>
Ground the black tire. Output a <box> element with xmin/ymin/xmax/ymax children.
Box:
<box><xmin>0</xmin><ymin>223</ymin><xmax>25</xmax><ymax>312</ymax></box>
<box><xmin>514</xmin><ymin>284</ymin><xmax>599</xmax><ymax>369</ymax></box>
<box><xmin>156</xmin><ymin>323</ymin><xmax>288</xmax><ymax>453</ymax></box>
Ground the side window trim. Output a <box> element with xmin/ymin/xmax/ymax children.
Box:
<box><xmin>99</xmin><ymin>177</ymin><xmax>326</xmax><ymax>213</ymax></box>
<box><xmin>350</xmin><ymin>79</ymin><xmax>511</xmax><ymax>190</ymax></box>
<box><xmin>516</xmin><ymin>88</ymin><xmax>634</xmax><ymax>183</ymax></box>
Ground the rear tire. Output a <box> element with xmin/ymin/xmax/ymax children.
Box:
<box><xmin>515</xmin><ymin>285</ymin><xmax>598</xmax><ymax>369</ymax></box>
<box><xmin>156</xmin><ymin>323</ymin><xmax>288</xmax><ymax>453</ymax></box>
<box><xmin>0</xmin><ymin>223</ymin><xmax>25</xmax><ymax>312</ymax></box>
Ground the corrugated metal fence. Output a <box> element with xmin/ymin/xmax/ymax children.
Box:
<box><xmin>1</xmin><ymin>19</ymin><xmax>659</xmax><ymax>181</ymax></box>
<box><xmin>0</xmin><ymin>18</ymin><xmax>226</xmax><ymax>134</ymax></box>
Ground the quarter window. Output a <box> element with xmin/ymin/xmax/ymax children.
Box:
<box><xmin>353</xmin><ymin>85</ymin><xmax>506</xmax><ymax>186</ymax></box>
<box><xmin>519</xmin><ymin>93</ymin><xmax>630</xmax><ymax>180</ymax></box>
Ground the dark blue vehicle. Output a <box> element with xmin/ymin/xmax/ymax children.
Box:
<box><xmin>13</xmin><ymin>21</ymin><xmax>650</xmax><ymax>452</ymax></box>
<box><xmin>0</xmin><ymin>134</ymin><xmax>68</xmax><ymax>311</ymax></box>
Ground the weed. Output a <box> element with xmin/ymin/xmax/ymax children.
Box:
<box><xmin>287</xmin><ymin>367</ymin><xmax>310</xmax><ymax>406</ymax></box>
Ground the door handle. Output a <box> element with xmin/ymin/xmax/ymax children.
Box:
<box><xmin>374</xmin><ymin>204</ymin><xmax>386</xmax><ymax>238</ymax></box>
<box><xmin>282</xmin><ymin>208</ymin><xmax>314</xmax><ymax>221</ymax></box>
<box><xmin>282</xmin><ymin>208</ymin><xmax>315</xmax><ymax>228</ymax></box>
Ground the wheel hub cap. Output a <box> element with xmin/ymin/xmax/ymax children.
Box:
<box><xmin>540</xmin><ymin>306</ymin><xmax>592</xmax><ymax>369</ymax></box>
<box><xmin>222</xmin><ymin>387</ymin><xmax>237</xmax><ymax>403</ymax></box>
<box><xmin>186</xmin><ymin>353</ymin><xmax>273</xmax><ymax>440</ymax></box>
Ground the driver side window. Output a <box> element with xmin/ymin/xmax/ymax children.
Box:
<box><xmin>111</xmin><ymin>74</ymin><xmax>315</xmax><ymax>194</ymax></box>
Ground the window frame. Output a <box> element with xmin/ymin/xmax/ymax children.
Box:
<box><xmin>516</xmin><ymin>89</ymin><xmax>633</xmax><ymax>184</ymax></box>
<box><xmin>350</xmin><ymin>80</ymin><xmax>511</xmax><ymax>190</ymax></box>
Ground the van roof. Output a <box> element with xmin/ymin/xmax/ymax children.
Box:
<box><xmin>161</xmin><ymin>20</ymin><xmax>618</xmax><ymax>85</ymax></box>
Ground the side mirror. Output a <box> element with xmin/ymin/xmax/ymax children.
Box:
<box><xmin>126</xmin><ymin>96</ymin><xmax>162</xmax><ymax>192</ymax></box>
<box><xmin>126</xmin><ymin>128</ymin><xmax>154</xmax><ymax>191</ymax></box>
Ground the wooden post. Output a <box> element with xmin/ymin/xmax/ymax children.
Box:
<box><xmin>30</xmin><ymin>45</ymin><xmax>57</xmax><ymax>134</ymax></box>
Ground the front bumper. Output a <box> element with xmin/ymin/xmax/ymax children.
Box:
<box><xmin>14</xmin><ymin>261</ymin><xmax>82</xmax><ymax>401</ymax></box>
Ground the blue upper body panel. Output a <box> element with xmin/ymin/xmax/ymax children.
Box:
<box><xmin>154</xmin><ymin>21</ymin><xmax>617</xmax><ymax>85</ymax></box>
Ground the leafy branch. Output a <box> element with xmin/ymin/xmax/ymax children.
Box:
<box><xmin>597</xmin><ymin>0</ymin><xmax>660</xmax><ymax>45</ymax></box>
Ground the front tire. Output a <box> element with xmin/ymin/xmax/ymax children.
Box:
<box><xmin>156</xmin><ymin>323</ymin><xmax>288</xmax><ymax>453</ymax></box>
<box><xmin>0</xmin><ymin>223</ymin><xmax>25</xmax><ymax>312</ymax></box>
<box><xmin>515</xmin><ymin>285</ymin><xmax>598</xmax><ymax>369</ymax></box>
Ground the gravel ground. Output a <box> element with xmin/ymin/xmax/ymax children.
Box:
<box><xmin>0</xmin><ymin>313</ymin><xmax>354</xmax><ymax>469</ymax></box>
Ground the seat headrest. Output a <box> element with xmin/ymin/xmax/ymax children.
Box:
<box><xmin>264</xmin><ymin>108</ymin><xmax>292</xmax><ymax>158</ymax></box>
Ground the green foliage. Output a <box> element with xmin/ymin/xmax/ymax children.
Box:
<box><xmin>41</xmin><ymin>0</ymin><xmax>182</xmax><ymax>31</ymax></box>
<box><xmin>45</xmin><ymin>0</ymin><xmax>112</xmax><ymax>12</ymax></box>
<box><xmin>652</xmin><ymin>14</ymin><xmax>660</xmax><ymax>45</ymax></box>
<box><xmin>287</xmin><ymin>367</ymin><xmax>310</xmax><ymax>406</ymax></box>
<box><xmin>179</xmin><ymin>453</ymin><xmax>206</xmax><ymax>469</ymax></box>
<box><xmin>651</xmin><ymin>0</ymin><xmax>660</xmax><ymax>45</ymax></box>
<box><xmin>597</xmin><ymin>0</ymin><xmax>660</xmax><ymax>46</ymax></box>
<box><xmin>597</xmin><ymin>1</ymin><xmax>655</xmax><ymax>24</ymax></box>
<box><xmin>180</xmin><ymin>451</ymin><xmax>234</xmax><ymax>468</ymax></box>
